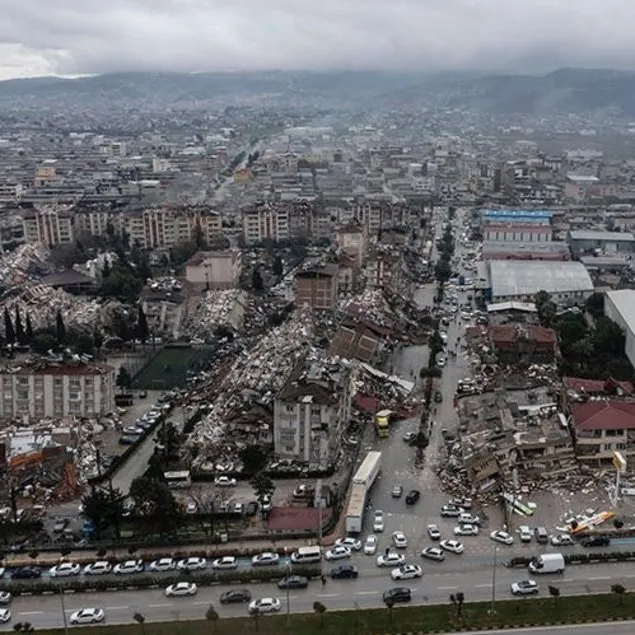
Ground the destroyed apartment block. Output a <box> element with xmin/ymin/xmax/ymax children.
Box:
<box><xmin>185</xmin><ymin>289</ymin><xmax>249</xmax><ymax>337</ymax></box>
<box><xmin>0</xmin><ymin>243</ymin><xmax>52</xmax><ymax>287</ymax></box>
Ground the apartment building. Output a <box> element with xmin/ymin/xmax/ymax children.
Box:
<box><xmin>242</xmin><ymin>204</ymin><xmax>290</xmax><ymax>245</ymax></box>
<box><xmin>22</xmin><ymin>205</ymin><xmax>75</xmax><ymax>247</ymax></box>
<box><xmin>273</xmin><ymin>358</ymin><xmax>352</xmax><ymax>470</ymax></box>
<box><xmin>185</xmin><ymin>249</ymin><xmax>243</xmax><ymax>289</ymax></box>
<box><xmin>294</xmin><ymin>264</ymin><xmax>339</xmax><ymax>309</ymax></box>
<box><xmin>335</xmin><ymin>222</ymin><xmax>367</xmax><ymax>267</ymax></box>
<box><xmin>0</xmin><ymin>362</ymin><xmax>115</xmax><ymax>420</ymax></box>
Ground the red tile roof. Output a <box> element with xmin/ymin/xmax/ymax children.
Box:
<box><xmin>266</xmin><ymin>506</ymin><xmax>333</xmax><ymax>531</ymax></box>
<box><xmin>353</xmin><ymin>393</ymin><xmax>380</xmax><ymax>414</ymax></box>
<box><xmin>572</xmin><ymin>401</ymin><xmax>635</xmax><ymax>431</ymax></box>
<box><xmin>564</xmin><ymin>377</ymin><xmax>633</xmax><ymax>395</ymax></box>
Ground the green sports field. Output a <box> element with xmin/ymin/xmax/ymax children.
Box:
<box><xmin>132</xmin><ymin>346</ymin><xmax>215</xmax><ymax>390</ymax></box>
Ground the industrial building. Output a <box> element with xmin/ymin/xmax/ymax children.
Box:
<box><xmin>488</xmin><ymin>260</ymin><xmax>594</xmax><ymax>304</ymax></box>
<box><xmin>568</xmin><ymin>230</ymin><xmax>635</xmax><ymax>258</ymax></box>
<box><xmin>480</xmin><ymin>209</ymin><xmax>553</xmax><ymax>227</ymax></box>
<box><xmin>604</xmin><ymin>290</ymin><xmax>635</xmax><ymax>369</ymax></box>
<box><xmin>185</xmin><ymin>249</ymin><xmax>243</xmax><ymax>289</ymax></box>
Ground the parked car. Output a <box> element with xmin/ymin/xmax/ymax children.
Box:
<box><xmin>581</xmin><ymin>535</ymin><xmax>610</xmax><ymax>548</ymax></box>
<box><xmin>165</xmin><ymin>582</ymin><xmax>197</xmax><ymax>597</ymax></box>
<box><xmin>382</xmin><ymin>587</ymin><xmax>412</xmax><ymax>603</ymax></box>
<box><xmin>551</xmin><ymin>534</ymin><xmax>574</xmax><ymax>547</ymax></box>
<box><xmin>335</xmin><ymin>537</ymin><xmax>362</xmax><ymax>551</ymax></box>
<box><xmin>535</xmin><ymin>527</ymin><xmax>549</xmax><ymax>544</ymax></box>
<box><xmin>113</xmin><ymin>560</ymin><xmax>144</xmax><ymax>575</ymax></box>
<box><xmin>277</xmin><ymin>576</ymin><xmax>309</xmax><ymax>590</ymax></box>
<box><xmin>69</xmin><ymin>608</ymin><xmax>104</xmax><ymax>625</ymax></box>
<box><xmin>0</xmin><ymin>592</ymin><xmax>11</xmax><ymax>605</ymax></box>
<box><xmin>421</xmin><ymin>547</ymin><xmax>445</xmax><ymax>562</ymax></box>
<box><xmin>177</xmin><ymin>557</ymin><xmax>207</xmax><ymax>571</ymax></box>
<box><xmin>518</xmin><ymin>525</ymin><xmax>533</xmax><ymax>543</ymax></box>
<box><xmin>427</xmin><ymin>524</ymin><xmax>441</xmax><ymax>541</ymax></box>
<box><xmin>391</xmin><ymin>564</ymin><xmax>422</xmax><ymax>581</ymax></box>
<box><xmin>392</xmin><ymin>531</ymin><xmax>408</xmax><ymax>549</ymax></box>
<box><xmin>511</xmin><ymin>580</ymin><xmax>539</xmax><ymax>596</ymax></box>
<box><xmin>149</xmin><ymin>558</ymin><xmax>176</xmax><ymax>572</ymax></box>
<box><xmin>119</xmin><ymin>435</ymin><xmax>140</xmax><ymax>445</ymax></box>
<box><xmin>364</xmin><ymin>535</ymin><xmax>378</xmax><ymax>555</ymax></box>
<box><xmin>405</xmin><ymin>490</ymin><xmax>421</xmax><ymax>505</ymax></box>
<box><xmin>440</xmin><ymin>505</ymin><xmax>463</xmax><ymax>517</ymax></box>
<box><xmin>329</xmin><ymin>564</ymin><xmax>359</xmax><ymax>579</ymax></box>
<box><xmin>373</xmin><ymin>510</ymin><xmax>385</xmax><ymax>532</ymax></box>
<box><xmin>391</xmin><ymin>484</ymin><xmax>404</xmax><ymax>498</ymax></box>
<box><xmin>248</xmin><ymin>598</ymin><xmax>281</xmax><ymax>614</ymax></box>
<box><xmin>325</xmin><ymin>546</ymin><xmax>352</xmax><ymax>561</ymax></box>
<box><xmin>220</xmin><ymin>589</ymin><xmax>252</xmax><ymax>604</ymax></box>
<box><xmin>49</xmin><ymin>562</ymin><xmax>81</xmax><ymax>578</ymax></box>
<box><xmin>490</xmin><ymin>530</ymin><xmax>514</xmax><ymax>546</ymax></box>
<box><xmin>252</xmin><ymin>552</ymin><xmax>280</xmax><ymax>566</ymax></box>
<box><xmin>376</xmin><ymin>552</ymin><xmax>406</xmax><ymax>567</ymax></box>
<box><xmin>449</xmin><ymin>497</ymin><xmax>473</xmax><ymax>510</ymax></box>
<box><xmin>0</xmin><ymin>609</ymin><xmax>9</xmax><ymax>623</ymax></box>
<box><xmin>440</xmin><ymin>540</ymin><xmax>464</xmax><ymax>554</ymax></box>
<box><xmin>454</xmin><ymin>524</ymin><xmax>479</xmax><ymax>537</ymax></box>
<box><xmin>458</xmin><ymin>513</ymin><xmax>481</xmax><ymax>526</ymax></box>
<box><xmin>212</xmin><ymin>556</ymin><xmax>238</xmax><ymax>570</ymax></box>
<box><xmin>11</xmin><ymin>567</ymin><xmax>41</xmax><ymax>580</ymax></box>
<box><xmin>83</xmin><ymin>561</ymin><xmax>112</xmax><ymax>576</ymax></box>
<box><xmin>214</xmin><ymin>476</ymin><xmax>237</xmax><ymax>487</ymax></box>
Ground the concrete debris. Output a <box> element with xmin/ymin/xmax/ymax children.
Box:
<box><xmin>186</xmin><ymin>289</ymin><xmax>248</xmax><ymax>335</ymax></box>
<box><xmin>0</xmin><ymin>244</ymin><xmax>52</xmax><ymax>286</ymax></box>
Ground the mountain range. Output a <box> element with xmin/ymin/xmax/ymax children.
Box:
<box><xmin>2</xmin><ymin>68</ymin><xmax>635</xmax><ymax>115</ymax></box>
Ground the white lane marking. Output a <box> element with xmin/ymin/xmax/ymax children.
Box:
<box><xmin>474</xmin><ymin>584</ymin><xmax>491</xmax><ymax>588</ymax></box>
<box><xmin>588</xmin><ymin>576</ymin><xmax>611</xmax><ymax>581</ymax></box>
<box><xmin>149</xmin><ymin>603</ymin><xmax>172</xmax><ymax>608</ymax></box>
<box><xmin>19</xmin><ymin>612</ymin><xmax>44</xmax><ymax>616</ymax></box>
<box><xmin>106</xmin><ymin>606</ymin><xmax>130</xmax><ymax>610</ymax></box>
<box><xmin>317</xmin><ymin>593</ymin><xmax>338</xmax><ymax>598</ymax></box>
<box><xmin>193</xmin><ymin>601</ymin><xmax>210</xmax><ymax>605</ymax></box>
<box><xmin>355</xmin><ymin>591</ymin><xmax>376</xmax><ymax>595</ymax></box>
<box><xmin>438</xmin><ymin>586</ymin><xmax>458</xmax><ymax>590</ymax></box>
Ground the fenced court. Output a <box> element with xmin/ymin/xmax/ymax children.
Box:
<box><xmin>132</xmin><ymin>345</ymin><xmax>215</xmax><ymax>390</ymax></box>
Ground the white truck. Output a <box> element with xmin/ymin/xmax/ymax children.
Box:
<box><xmin>353</xmin><ymin>451</ymin><xmax>382</xmax><ymax>488</ymax></box>
<box><xmin>345</xmin><ymin>452</ymin><xmax>382</xmax><ymax>533</ymax></box>
<box><xmin>528</xmin><ymin>553</ymin><xmax>565</xmax><ymax>574</ymax></box>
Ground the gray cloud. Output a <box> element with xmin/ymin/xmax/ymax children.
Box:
<box><xmin>1</xmin><ymin>0</ymin><xmax>635</xmax><ymax>79</ymax></box>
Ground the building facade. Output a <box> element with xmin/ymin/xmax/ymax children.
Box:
<box><xmin>294</xmin><ymin>265</ymin><xmax>339</xmax><ymax>309</ymax></box>
<box><xmin>22</xmin><ymin>206</ymin><xmax>75</xmax><ymax>246</ymax></box>
<box><xmin>185</xmin><ymin>249</ymin><xmax>243</xmax><ymax>289</ymax></box>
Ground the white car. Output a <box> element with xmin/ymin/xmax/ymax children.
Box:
<box><xmin>83</xmin><ymin>561</ymin><xmax>112</xmax><ymax>576</ymax></box>
<box><xmin>421</xmin><ymin>547</ymin><xmax>445</xmax><ymax>561</ymax></box>
<box><xmin>0</xmin><ymin>609</ymin><xmax>9</xmax><ymax>623</ymax></box>
<box><xmin>376</xmin><ymin>552</ymin><xmax>406</xmax><ymax>567</ymax></box>
<box><xmin>335</xmin><ymin>537</ymin><xmax>362</xmax><ymax>551</ymax></box>
<box><xmin>186</xmin><ymin>502</ymin><xmax>198</xmax><ymax>514</ymax></box>
<box><xmin>49</xmin><ymin>562</ymin><xmax>81</xmax><ymax>578</ymax></box>
<box><xmin>490</xmin><ymin>530</ymin><xmax>514</xmax><ymax>546</ymax></box>
<box><xmin>373</xmin><ymin>510</ymin><xmax>385</xmax><ymax>532</ymax></box>
<box><xmin>392</xmin><ymin>531</ymin><xmax>408</xmax><ymax>549</ymax></box>
<box><xmin>69</xmin><ymin>608</ymin><xmax>105</xmax><ymax>625</ymax></box>
<box><xmin>248</xmin><ymin>597</ymin><xmax>281</xmax><ymax>614</ymax></box>
<box><xmin>458</xmin><ymin>513</ymin><xmax>481</xmax><ymax>526</ymax></box>
<box><xmin>252</xmin><ymin>552</ymin><xmax>280</xmax><ymax>566</ymax></box>
<box><xmin>165</xmin><ymin>582</ymin><xmax>198</xmax><ymax>597</ymax></box>
<box><xmin>511</xmin><ymin>580</ymin><xmax>539</xmax><ymax>595</ymax></box>
<box><xmin>214</xmin><ymin>476</ymin><xmax>237</xmax><ymax>487</ymax></box>
<box><xmin>113</xmin><ymin>560</ymin><xmax>144</xmax><ymax>575</ymax></box>
<box><xmin>364</xmin><ymin>535</ymin><xmax>378</xmax><ymax>555</ymax></box>
<box><xmin>177</xmin><ymin>557</ymin><xmax>207</xmax><ymax>571</ymax></box>
<box><xmin>0</xmin><ymin>592</ymin><xmax>11</xmax><ymax>604</ymax></box>
<box><xmin>551</xmin><ymin>534</ymin><xmax>574</xmax><ymax>546</ymax></box>
<box><xmin>325</xmin><ymin>546</ymin><xmax>352</xmax><ymax>561</ymax></box>
<box><xmin>391</xmin><ymin>564</ymin><xmax>423</xmax><ymax>581</ymax></box>
<box><xmin>440</xmin><ymin>539</ymin><xmax>464</xmax><ymax>554</ymax></box>
<box><xmin>454</xmin><ymin>524</ymin><xmax>479</xmax><ymax>536</ymax></box>
<box><xmin>212</xmin><ymin>556</ymin><xmax>238</xmax><ymax>570</ymax></box>
<box><xmin>427</xmin><ymin>524</ymin><xmax>441</xmax><ymax>540</ymax></box>
<box><xmin>149</xmin><ymin>558</ymin><xmax>176</xmax><ymax>572</ymax></box>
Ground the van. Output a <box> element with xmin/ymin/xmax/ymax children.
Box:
<box><xmin>535</xmin><ymin>527</ymin><xmax>549</xmax><ymax>544</ymax></box>
<box><xmin>290</xmin><ymin>546</ymin><xmax>322</xmax><ymax>564</ymax></box>
<box><xmin>528</xmin><ymin>553</ymin><xmax>565</xmax><ymax>575</ymax></box>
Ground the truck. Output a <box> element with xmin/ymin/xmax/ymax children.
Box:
<box><xmin>353</xmin><ymin>451</ymin><xmax>382</xmax><ymax>488</ymax></box>
<box><xmin>528</xmin><ymin>553</ymin><xmax>565</xmax><ymax>574</ymax></box>
<box><xmin>345</xmin><ymin>482</ymin><xmax>367</xmax><ymax>534</ymax></box>
<box><xmin>374</xmin><ymin>410</ymin><xmax>392</xmax><ymax>438</ymax></box>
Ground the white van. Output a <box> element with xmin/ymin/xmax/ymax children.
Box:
<box><xmin>290</xmin><ymin>546</ymin><xmax>322</xmax><ymax>564</ymax></box>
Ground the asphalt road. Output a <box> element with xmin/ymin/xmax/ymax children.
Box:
<box><xmin>445</xmin><ymin>624</ymin><xmax>635</xmax><ymax>635</ymax></box>
<box><xmin>3</xmin><ymin>561</ymin><xmax>635</xmax><ymax>630</ymax></box>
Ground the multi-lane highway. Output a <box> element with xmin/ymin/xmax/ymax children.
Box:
<box><xmin>447</xmin><ymin>624</ymin><xmax>635</xmax><ymax>635</ymax></box>
<box><xmin>2</xmin><ymin>560</ymin><xmax>635</xmax><ymax>630</ymax></box>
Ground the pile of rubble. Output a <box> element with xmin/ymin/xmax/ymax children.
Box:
<box><xmin>186</xmin><ymin>289</ymin><xmax>248</xmax><ymax>336</ymax></box>
<box><xmin>0</xmin><ymin>244</ymin><xmax>52</xmax><ymax>286</ymax></box>
<box><xmin>340</xmin><ymin>289</ymin><xmax>394</xmax><ymax>327</ymax></box>
<box><xmin>1</xmin><ymin>284</ymin><xmax>124</xmax><ymax>332</ymax></box>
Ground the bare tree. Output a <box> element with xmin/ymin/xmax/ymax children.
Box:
<box><xmin>384</xmin><ymin>597</ymin><xmax>394</xmax><ymax>624</ymax></box>
<box><xmin>205</xmin><ymin>604</ymin><xmax>220</xmax><ymax>632</ymax></box>
<box><xmin>133</xmin><ymin>612</ymin><xmax>146</xmax><ymax>635</ymax></box>
<box><xmin>548</xmin><ymin>585</ymin><xmax>560</xmax><ymax>608</ymax></box>
<box><xmin>612</xmin><ymin>583</ymin><xmax>626</xmax><ymax>606</ymax></box>
<box><xmin>313</xmin><ymin>601</ymin><xmax>327</xmax><ymax>628</ymax></box>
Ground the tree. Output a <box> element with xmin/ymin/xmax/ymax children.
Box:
<box><xmin>82</xmin><ymin>487</ymin><xmax>125</xmax><ymax>540</ymax></box>
<box><xmin>272</xmin><ymin>255</ymin><xmax>283</xmax><ymax>278</ymax></box>
<box><xmin>205</xmin><ymin>604</ymin><xmax>220</xmax><ymax>632</ymax></box>
<box><xmin>614</xmin><ymin>518</ymin><xmax>624</xmax><ymax>529</ymax></box>
<box><xmin>450</xmin><ymin>592</ymin><xmax>465</xmax><ymax>618</ymax></box>
<box><xmin>136</xmin><ymin>305</ymin><xmax>149</xmax><ymax>343</ymax></box>
<box><xmin>129</xmin><ymin>476</ymin><xmax>181</xmax><ymax>537</ymax></box>
<box><xmin>250</xmin><ymin>472</ymin><xmax>275</xmax><ymax>505</ymax></box>
<box><xmin>611</xmin><ymin>583</ymin><xmax>626</xmax><ymax>605</ymax></box>
<box><xmin>14</xmin><ymin>307</ymin><xmax>25</xmax><ymax>345</ymax></box>
<box><xmin>132</xmin><ymin>612</ymin><xmax>146</xmax><ymax>635</ymax></box>
<box><xmin>535</xmin><ymin>290</ymin><xmax>556</xmax><ymax>327</ymax></box>
<box><xmin>586</xmin><ymin>292</ymin><xmax>604</xmax><ymax>319</ymax></box>
<box><xmin>31</xmin><ymin>333</ymin><xmax>56</xmax><ymax>355</ymax></box>
<box><xmin>116</xmin><ymin>367</ymin><xmax>132</xmax><ymax>393</ymax></box>
<box><xmin>384</xmin><ymin>597</ymin><xmax>394</xmax><ymax>624</ymax></box>
<box><xmin>548</xmin><ymin>585</ymin><xmax>560</xmax><ymax>607</ymax></box>
<box><xmin>55</xmin><ymin>310</ymin><xmax>66</xmax><ymax>344</ymax></box>
<box><xmin>3</xmin><ymin>308</ymin><xmax>14</xmax><ymax>346</ymax></box>
<box><xmin>252</xmin><ymin>268</ymin><xmax>264</xmax><ymax>292</ymax></box>
<box><xmin>239</xmin><ymin>446</ymin><xmax>268</xmax><ymax>475</ymax></box>
<box><xmin>25</xmin><ymin>313</ymin><xmax>34</xmax><ymax>344</ymax></box>
<box><xmin>313</xmin><ymin>601</ymin><xmax>327</xmax><ymax>628</ymax></box>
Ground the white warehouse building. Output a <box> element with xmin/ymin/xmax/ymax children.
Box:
<box><xmin>604</xmin><ymin>290</ymin><xmax>635</xmax><ymax>368</ymax></box>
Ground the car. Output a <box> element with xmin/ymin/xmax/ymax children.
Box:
<box><xmin>434</xmin><ymin>391</ymin><xmax>443</xmax><ymax>403</ymax></box>
<box><xmin>454</xmin><ymin>524</ymin><xmax>479</xmax><ymax>536</ymax></box>
<box><xmin>0</xmin><ymin>592</ymin><xmax>11</xmax><ymax>605</ymax></box>
<box><xmin>119</xmin><ymin>435</ymin><xmax>140</xmax><ymax>445</ymax></box>
<box><xmin>440</xmin><ymin>504</ymin><xmax>463</xmax><ymax>517</ymax></box>
<box><xmin>178</xmin><ymin>557</ymin><xmax>207</xmax><ymax>571</ymax></box>
<box><xmin>0</xmin><ymin>609</ymin><xmax>9</xmax><ymax>623</ymax></box>
<box><xmin>535</xmin><ymin>527</ymin><xmax>549</xmax><ymax>544</ymax></box>
<box><xmin>403</xmin><ymin>431</ymin><xmax>417</xmax><ymax>443</ymax></box>
<box><xmin>391</xmin><ymin>564</ymin><xmax>422</xmax><ymax>581</ymax></box>
<box><xmin>427</xmin><ymin>524</ymin><xmax>441</xmax><ymax>541</ymax></box>
<box><xmin>449</xmin><ymin>497</ymin><xmax>473</xmax><ymax>510</ymax></box>
<box><xmin>391</xmin><ymin>484</ymin><xmax>404</xmax><ymax>498</ymax></box>
<box><xmin>376</xmin><ymin>552</ymin><xmax>406</xmax><ymax>567</ymax></box>
<box><xmin>325</xmin><ymin>546</ymin><xmax>352</xmax><ymax>561</ymax></box>
<box><xmin>165</xmin><ymin>582</ymin><xmax>198</xmax><ymax>597</ymax></box>
<box><xmin>440</xmin><ymin>540</ymin><xmax>464</xmax><ymax>554</ymax></box>
<box><xmin>335</xmin><ymin>537</ymin><xmax>362</xmax><ymax>552</ymax></box>
<box><xmin>252</xmin><ymin>552</ymin><xmax>280</xmax><ymax>566</ymax></box>
<box><xmin>11</xmin><ymin>567</ymin><xmax>41</xmax><ymax>580</ymax></box>
<box><xmin>83</xmin><ymin>561</ymin><xmax>112</xmax><ymax>575</ymax></box>
<box><xmin>458</xmin><ymin>513</ymin><xmax>481</xmax><ymax>526</ymax></box>
<box><xmin>382</xmin><ymin>587</ymin><xmax>412</xmax><ymax>603</ymax></box>
<box><xmin>49</xmin><ymin>562</ymin><xmax>81</xmax><ymax>578</ymax></box>
<box><xmin>511</xmin><ymin>580</ymin><xmax>539</xmax><ymax>596</ymax></box>
<box><xmin>277</xmin><ymin>575</ymin><xmax>309</xmax><ymax>589</ymax></box>
<box><xmin>186</xmin><ymin>502</ymin><xmax>198</xmax><ymax>515</ymax></box>
<box><xmin>518</xmin><ymin>525</ymin><xmax>533</xmax><ymax>543</ymax></box>
<box><xmin>245</xmin><ymin>501</ymin><xmax>259</xmax><ymax>516</ymax></box>
<box><xmin>373</xmin><ymin>510</ymin><xmax>385</xmax><ymax>532</ymax></box>
<box><xmin>392</xmin><ymin>531</ymin><xmax>408</xmax><ymax>549</ymax></box>
<box><xmin>212</xmin><ymin>556</ymin><xmax>238</xmax><ymax>570</ymax></box>
<box><xmin>405</xmin><ymin>490</ymin><xmax>421</xmax><ymax>505</ymax></box>
<box><xmin>329</xmin><ymin>564</ymin><xmax>359</xmax><ymax>579</ymax></box>
<box><xmin>220</xmin><ymin>589</ymin><xmax>252</xmax><ymax>604</ymax></box>
<box><xmin>248</xmin><ymin>597</ymin><xmax>281</xmax><ymax>614</ymax></box>
<box><xmin>69</xmin><ymin>608</ymin><xmax>105</xmax><ymax>625</ymax></box>
<box><xmin>421</xmin><ymin>547</ymin><xmax>445</xmax><ymax>562</ymax></box>
<box><xmin>490</xmin><ymin>530</ymin><xmax>514</xmax><ymax>546</ymax></box>
<box><xmin>581</xmin><ymin>535</ymin><xmax>611</xmax><ymax>548</ymax></box>
<box><xmin>113</xmin><ymin>560</ymin><xmax>144</xmax><ymax>575</ymax></box>
<box><xmin>214</xmin><ymin>476</ymin><xmax>237</xmax><ymax>487</ymax></box>
<box><xmin>53</xmin><ymin>518</ymin><xmax>68</xmax><ymax>533</ymax></box>
<box><xmin>364</xmin><ymin>535</ymin><xmax>378</xmax><ymax>555</ymax></box>
<box><xmin>149</xmin><ymin>558</ymin><xmax>176</xmax><ymax>572</ymax></box>
<box><xmin>551</xmin><ymin>534</ymin><xmax>574</xmax><ymax>546</ymax></box>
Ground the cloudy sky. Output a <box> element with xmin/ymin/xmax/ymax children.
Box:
<box><xmin>1</xmin><ymin>0</ymin><xmax>635</xmax><ymax>80</ymax></box>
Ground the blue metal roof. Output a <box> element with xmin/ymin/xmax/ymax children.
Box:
<box><xmin>482</xmin><ymin>209</ymin><xmax>553</xmax><ymax>219</ymax></box>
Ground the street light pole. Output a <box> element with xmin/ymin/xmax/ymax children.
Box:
<box><xmin>490</xmin><ymin>545</ymin><xmax>498</xmax><ymax>615</ymax></box>
<box><xmin>284</xmin><ymin>548</ymin><xmax>291</xmax><ymax>629</ymax></box>
<box><xmin>59</xmin><ymin>584</ymin><xmax>69</xmax><ymax>635</ymax></box>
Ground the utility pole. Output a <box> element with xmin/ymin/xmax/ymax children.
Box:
<box><xmin>489</xmin><ymin>545</ymin><xmax>498</xmax><ymax>615</ymax></box>
<box><xmin>59</xmin><ymin>585</ymin><xmax>69</xmax><ymax>635</ymax></box>
<box><xmin>315</xmin><ymin>479</ymin><xmax>323</xmax><ymax>549</ymax></box>
<box><xmin>284</xmin><ymin>547</ymin><xmax>291</xmax><ymax>629</ymax></box>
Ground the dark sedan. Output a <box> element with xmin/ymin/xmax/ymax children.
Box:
<box><xmin>277</xmin><ymin>575</ymin><xmax>309</xmax><ymax>590</ymax></box>
<box><xmin>383</xmin><ymin>587</ymin><xmax>412</xmax><ymax>604</ymax></box>
<box><xmin>581</xmin><ymin>535</ymin><xmax>610</xmax><ymax>548</ymax></box>
<box><xmin>329</xmin><ymin>564</ymin><xmax>359</xmax><ymax>579</ymax></box>
<box><xmin>405</xmin><ymin>489</ymin><xmax>421</xmax><ymax>505</ymax></box>
<box><xmin>11</xmin><ymin>567</ymin><xmax>42</xmax><ymax>580</ymax></box>
<box><xmin>220</xmin><ymin>589</ymin><xmax>252</xmax><ymax>604</ymax></box>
